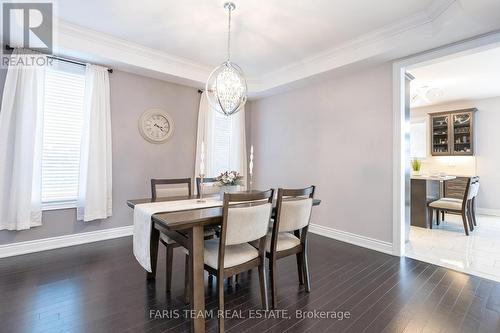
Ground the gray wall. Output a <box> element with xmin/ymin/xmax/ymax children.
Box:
<box><xmin>249</xmin><ymin>64</ymin><xmax>394</xmax><ymax>243</ymax></box>
<box><xmin>0</xmin><ymin>70</ymin><xmax>200</xmax><ymax>244</ymax></box>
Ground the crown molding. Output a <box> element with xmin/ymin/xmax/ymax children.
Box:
<box><xmin>253</xmin><ymin>0</ymin><xmax>459</xmax><ymax>94</ymax></box>
<box><xmin>55</xmin><ymin>20</ymin><xmax>214</xmax><ymax>86</ymax></box>
<box><xmin>52</xmin><ymin>0</ymin><xmax>500</xmax><ymax>96</ymax></box>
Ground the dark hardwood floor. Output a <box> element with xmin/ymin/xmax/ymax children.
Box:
<box><xmin>1</xmin><ymin>234</ymin><xmax>500</xmax><ymax>333</ymax></box>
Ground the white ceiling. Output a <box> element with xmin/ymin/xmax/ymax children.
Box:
<box><xmin>55</xmin><ymin>0</ymin><xmax>433</xmax><ymax>77</ymax></box>
<box><xmin>50</xmin><ymin>0</ymin><xmax>500</xmax><ymax>95</ymax></box>
<box><xmin>409</xmin><ymin>46</ymin><xmax>500</xmax><ymax>107</ymax></box>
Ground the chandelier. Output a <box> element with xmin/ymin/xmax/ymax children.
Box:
<box><xmin>205</xmin><ymin>2</ymin><xmax>247</xmax><ymax>116</ymax></box>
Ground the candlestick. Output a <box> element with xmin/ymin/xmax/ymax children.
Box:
<box><xmin>249</xmin><ymin>145</ymin><xmax>254</xmax><ymax>191</ymax></box>
<box><xmin>198</xmin><ymin>141</ymin><xmax>206</xmax><ymax>203</ymax></box>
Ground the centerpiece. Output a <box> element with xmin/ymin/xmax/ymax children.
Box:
<box><xmin>215</xmin><ymin>171</ymin><xmax>244</xmax><ymax>198</ymax></box>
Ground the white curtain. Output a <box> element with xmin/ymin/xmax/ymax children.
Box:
<box><xmin>77</xmin><ymin>65</ymin><xmax>112</xmax><ymax>222</ymax></box>
<box><xmin>195</xmin><ymin>92</ymin><xmax>216</xmax><ymax>179</ymax></box>
<box><xmin>194</xmin><ymin>92</ymin><xmax>247</xmax><ymax>188</ymax></box>
<box><xmin>0</xmin><ymin>49</ymin><xmax>45</xmax><ymax>230</ymax></box>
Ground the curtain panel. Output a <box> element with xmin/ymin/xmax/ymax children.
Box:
<box><xmin>0</xmin><ymin>49</ymin><xmax>45</xmax><ymax>230</ymax></box>
<box><xmin>77</xmin><ymin>64</ymin><xmax>113</xmax><ymax>222</ymax></box>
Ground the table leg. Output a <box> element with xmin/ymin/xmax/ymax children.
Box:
<box><xmin>147</xmin><ymin>225</ymin><xmax>160</xmax><ymax>280</ymax></box>
<box><xmin>190</xmin><ymin>225</ymin><xmax>205</xmax><ymax>333</ymax></box>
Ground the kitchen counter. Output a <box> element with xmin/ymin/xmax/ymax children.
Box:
<box><xmin>411</xmin><ymin>175</ymin><xmax>457</xmax><ymax>181</ymax></box>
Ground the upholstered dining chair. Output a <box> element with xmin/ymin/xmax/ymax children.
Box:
<box><xmin>150</xmin><ymin>178</ymin><xmax>215</xmax><ymax>294</ymax></box>
<box><xmin>195</xmin><ymin>177</ymin><xmax>220</xmax><ymax>197</ymax></box>
<box><xmin>427</xmin><ymin>177</ymin><xmax>477</xmax><ymax>235</ymax></box>
<box><xmin>185</xmin><ymin>190</ymin><xmax>273</xmax><ymax>332</ymax></box>
<box><xmin>469</xmin><ymin>177</ymin><xmax>480</xmax><ymax>227</ymax></box>
<box><xmin>267</xmin><ymin>186</ymin><xmax>315</xmax><ymax>309</ymax></box>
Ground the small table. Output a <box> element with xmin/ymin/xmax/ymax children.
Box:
<box><xmin>127</xmin><ymin>195</ymin><xmax>321</xmax><ymax>333</ymax></box>
<box><xmin>411</xmin><ymin>175</ymin><xmax>456</xmax><ymax>228</ymax></box>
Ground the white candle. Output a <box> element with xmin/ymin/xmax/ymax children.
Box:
<box><xmin>249</xmin><ymin>145</ymin><xmax>254</xmax><ymax>176</ymax></box>
<box><xmin>200</xmin><ymin>141</ymin><xmax>205</xmax><ymax>176</ymax></box>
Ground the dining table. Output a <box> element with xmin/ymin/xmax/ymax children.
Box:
<box><xmin>127</xmin><ymin>193</ymin><xmax>321</xmax><ymax>333</ymax></box>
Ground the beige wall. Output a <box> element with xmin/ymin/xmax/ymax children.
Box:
<box><xmin>248</xmin><ymin>64</ymin><xmax>394</xmax><ymax>243</ymax></box>
<box><xmin>0</xmin><ymin>70</ymin><xmax>200</xmax><ymax>244</ymax></box>
<box><xmin>411</xmin><ymin>97</ymin><xmax>500</xmax><ymax>212</ymax></box>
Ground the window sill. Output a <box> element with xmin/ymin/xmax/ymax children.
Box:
<box><xmin>42</xmin><ymin>201</ymin><xmax>77</xmax><ymax>211</ymax></box>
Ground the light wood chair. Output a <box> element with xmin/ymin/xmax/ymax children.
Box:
<box><xmin>186</xmin><ymin>190</ymin><xmax>273</xmax><ymax>332</ymax></box>
<box><xmin>427</xmin><ymin>177</ymin><xmax>478</xmax><ymax>235</ymax></box>
<box><xmin>150</xmin><ymin>178</ymin><xmax>215</xmax><ymax>295</ymax></box>
<box><xmin>267</xmin><ymin>186</ymin><xmax>315</xmax><ymax>309</ymax></box>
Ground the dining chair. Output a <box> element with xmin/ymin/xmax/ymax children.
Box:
<box><xmin>427</xmin><ymin>177</ymin><xmax>476</xmax><ymax>235</ymax></box>
<box><xmin>267</xmin><ymin>186</ymin><xmax>315</xmax><ymax>309</ymax></box>
<box><xmin>195</xmin><ymin>177</ymin><xmax>220</xmax><ymax>197</ymax></box>
<box><xmin>150</xmin><ymin>178</ymin><xmax>215</xmax><ymax>295</ymax></box>
<box><xmin>469</xmin><ymin>178</ymin><xmax>480</xmax><ymax>227</ymax></box>
<box><xmin>186</xmin><ymin>189</ymin><xmax>273</xmax><ymax>332</ymax></box>
<box><xmin>196</xmin><ymin>176</ymin><xmax>245</xmax><ymax>287</ymax></box>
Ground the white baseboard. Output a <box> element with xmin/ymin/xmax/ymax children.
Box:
<box><xmin>309</xmin><ymin>223</ymin><xmax>394</xmax><ymax>255</ymax></box>
<box><xmin>0</xmin><ymin>225</ymin><xmax>133</xmax><ymax>258</ymax></box>
<box><xmin>477</xmin><ymin>208</ymin><xmax>500</xmax><ymax>217</ymax></box>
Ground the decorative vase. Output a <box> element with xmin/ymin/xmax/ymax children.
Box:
<box><xmin>219</xmin><ymin>185</ymin><xmax>240</xmax><ymax>199</ymax></box>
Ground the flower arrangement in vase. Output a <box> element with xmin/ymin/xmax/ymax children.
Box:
<box><xmin>215</xmin><ymin>171</ymin><xmax>244</xmax><ymax>197</ymax></box>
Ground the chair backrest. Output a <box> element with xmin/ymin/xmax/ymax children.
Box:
<box><xmin>151</xmin><ymin>178</ymin><xmax>192</xmax><ymax>201</ymax></box>
<box><xmin>274</xmin><ymin>186</ymin><xmax>315</xmax><ymax>233</ymax></box>
<box><xmin>196</xmin><ymin>177</ymin><xmax>220</xmax><ymax>197</ymax></box>
<box><xmin>466</xmin><ymin>176</ymin><xmax>480</xmax><ymax>200</ymax></box>
<box><xmin>220</xmin><ymin>190</ymin><xmax>274</xmax><ymax>249</ymax></box>
<box><xmin>472</xmin><ymin>177</ymin><xmax>480</xmax><ymax>199</ymax></box>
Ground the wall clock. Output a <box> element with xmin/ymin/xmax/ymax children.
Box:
<box><xmin>138</xmin><ymin>109</ymin><xmax>174</xmax><ymax>144</ymax></box>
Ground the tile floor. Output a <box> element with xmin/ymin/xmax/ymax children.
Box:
<box><xmin>406</xmin><ymin>213</ymin><xmax>500</xmax><ymax>282</ymax></box>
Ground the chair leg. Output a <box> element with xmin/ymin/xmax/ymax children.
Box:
<box><xmin>472</xmin><ymin>198</ymin><xmax>478</xmax><ymax>226</ymax></box>
<box><xmin>467</xmin><ymin>203</ymin><xmax>474</xmax><ymax>232</ymax></box>
<box><xmin>441</xmin><ymin>210</ymin><xmax>445</xmax><ymax>222</ymax></box>
<box><xmin>428</xmin><ymin>208</ymin><xmax>433</xmax><ymax>229</ymax></box>
<box><xmin>269</xmin><ymin>257</ymin><xmax>277</xmax><ymax>309</ymax></box>
<box><xmin>461</xmin><ymin>212</ymin><xmax>470</xmax><ymax>236</ymax></box>
<box><xmin>166</xmin><ymin>245</ymin><xmax>173</xmax><ymax>293</ymax></box>
<box><xmin>208</xmin><ymin>274</ymin><xmax>214</xmax><ymax>285</ymax></box>
<box><xmin>184</xmin><ymin>254</ymin><xmax>190</xmax><ymax>304</ymax></box>
<box><xmin>296</xmin><ymin>253</ymin><xmax>304</xmax><ymax>285</ymax></box>
<box><xmin>258</xmin><ymin>262</ymin><xmax>269</xmax><ymax>310</ymax></box>
<box><xmin>227</xmin><ymin>276</ymin><xmax>233</xmax><ymax>287</ymax></box>
<box><xmin>217</xmin><ymin>274</ymin><xmax>225</xmax><ymax>333</ymax></box>
<box><xmin>235</xmin><ymin>274</ymin><xmax>240</xmax><ymax>285</ymax></box>
<box><xmin>302</xmin><ymin>247</ymin><xmax>311</xmax><ymax>292</ymax></box>
<box><xmin>436</xmin><ymin>209</ymin><xmax>440</xmax><ymax>226</ymax></box>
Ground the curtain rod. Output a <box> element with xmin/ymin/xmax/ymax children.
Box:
<box><xmin>4</xmin><ymin>44</ymin><xmax>113</xmax><ymax>73</ymax></box>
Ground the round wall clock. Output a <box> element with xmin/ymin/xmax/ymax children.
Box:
<box><xmin>138</xmin><ymin>109</ymin><xmax>174</xmax><ymax>144</ymax></box>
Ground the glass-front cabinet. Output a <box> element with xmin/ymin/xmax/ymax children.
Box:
<box><xmin>430</xmin><ymin>109</ymin><xmax>476</xmax><ymax>156</ymax></box>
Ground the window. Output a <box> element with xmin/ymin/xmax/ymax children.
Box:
<box><xmin>213</xmin><ymin>111</ymin><xmax>232</xmax><ymax>176</ymax></box>
<box><xmin>41</xmin><ymin>62</ymin><xmax>86</xmax><ymax>209</ymax></box>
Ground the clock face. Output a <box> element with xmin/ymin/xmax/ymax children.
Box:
<box><xmin>139</xmin><ymin>109</ymin><xmax>174</xmax><ymax>143</ymax></box>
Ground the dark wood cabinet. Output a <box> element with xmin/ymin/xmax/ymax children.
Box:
<box><xmin>430</xmin><ymin>108</ymin><xmax>476</xmax><ymax>156</ymax></box>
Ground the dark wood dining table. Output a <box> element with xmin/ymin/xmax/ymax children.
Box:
<box><xmin>127</xmin><ymin>194</ymin><xmax>321</xmax><ymax>333</ymax></box>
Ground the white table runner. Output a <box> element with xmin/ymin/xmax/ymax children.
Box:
<box><xmin>133</xmin><ymin>198</ymin><xmax>223</xmax><ymax>272</ymax></box>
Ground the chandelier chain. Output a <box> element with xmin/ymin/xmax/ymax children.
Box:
<box><xmin>227</xmin><ymin>5</ymin><xmax>232</xmax><ymax>61</ymax></box>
